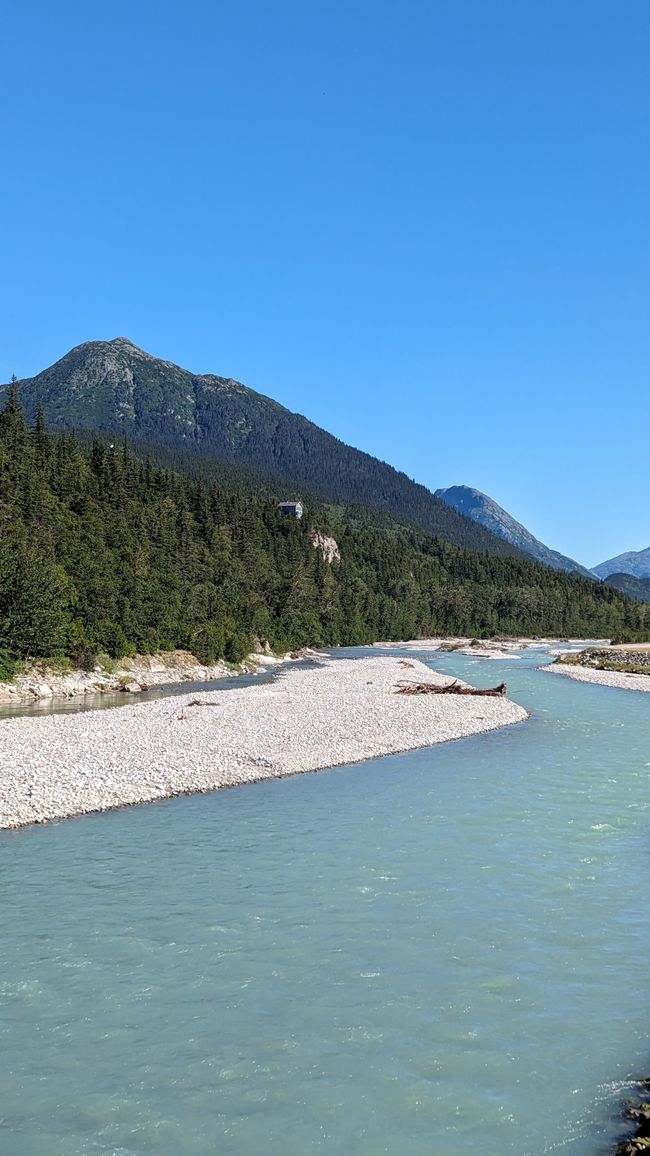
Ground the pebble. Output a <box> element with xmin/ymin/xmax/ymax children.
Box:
<box><xmin>548</xmin><ymin>665</ymin><xmax>650</xmax><ymax>693</ymax></box>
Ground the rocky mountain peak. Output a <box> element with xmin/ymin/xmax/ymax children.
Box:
<box><xmin>435</xmin><ymin>485</ymin><xmax>592</xmax><ymax>577</ymax></box>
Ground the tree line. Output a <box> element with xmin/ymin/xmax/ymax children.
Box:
<box><xmin>0</xmin><ymin>387</ymin><xmax>647</xmax><ymax>675</ymax></box>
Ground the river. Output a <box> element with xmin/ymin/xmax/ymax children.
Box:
<box><xmin>1</xmin><ymin>646</ymin><xmax>649</xmax><ymax>1155</ymax></box>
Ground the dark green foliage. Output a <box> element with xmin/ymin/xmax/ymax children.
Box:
<box><xmin>604</xmin><ymin>573</ymin><xmax>650</xmax><ymax>603</ymax></box>
<box><xmin>0</xmin><ymin>395</ymin><xmax>647</xmax><ymax>666</ymax></box>
<box><xmin>0</xmin><ymin>650</ymin><xmax>17</xmax><ymax>681</ymax></box>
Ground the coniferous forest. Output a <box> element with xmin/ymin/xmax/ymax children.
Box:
<box><xmin>0</xmin><ymin>386</ymin><xmax>647</xmax><ymax>675</ymax></box>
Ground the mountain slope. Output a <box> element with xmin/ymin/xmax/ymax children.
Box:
<box><xmin>2</xmin><ymin>338</ymin><xmax>526</xmax><ymax>559</ymax></box>
<box><xmin>592</xmin><ymin>547</ymin><xmax>650</xmax><ymax>580</ymax></box>
<box><xmin>602</xmin><ymin>573</ymin><xmax>650</xmax><ymax>603</ymax></box>
<box><xmin>434</xmin><ymin>485</ymin><xmax>592</xmax><ymax>577</ymax></box>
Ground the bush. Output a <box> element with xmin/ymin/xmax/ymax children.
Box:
<box><xmin>190</xmin><ymin>623</ymin><xmax>226</xmax><ymax>665</ymax></box>
<box><xmin>69</xmin><ymin>645</ymin><xmax>99</xmax><ymax>672</ymax></box>
<box><xmin>0</xmin><ymin>649</ymin><xmax>17</xmax><ymax>682</ymax></box>
<box><xmin>96</xmin><ymin>621</ymin><xmax>136</xmax><ymax>659</ymax></box>
<box><xmin>224</xmin><ymin>631</ymin><xmax>252</xmax><ymax>664</ymax></box>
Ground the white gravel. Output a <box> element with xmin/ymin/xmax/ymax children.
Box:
<box><xmin>547</xmin><ymin>664</ymin><xmax>650</xmax><ymax>693</ymax></box>
<box><xmin>0</xmin><ymin>657</ymin><xmax>528</xmax><ymax>829</ymax></box>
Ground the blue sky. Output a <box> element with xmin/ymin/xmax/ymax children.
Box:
<box><xmin>2</xmin><ymin>0</ymin><xmax>648</xmax><ymax>567</ymax></box>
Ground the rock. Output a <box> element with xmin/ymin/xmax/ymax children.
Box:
<box><xmin>308</xmin><ymin>529</ymin><xmax>341</xmax><ymax>564</ymax></box>
<box><xmin>615</xmin><ymin>1094</ymin><xmax>650</xmax><ymax>1153</ymax></box>
<box><xmin>120</xmin><ymin>681</ymin><xmax>142</xmax><ymax>694</ymax></box>
<box><xmin>34</xmin><ymin>684</ymin><xmax>54</xmax><ymax>699</ymax></box>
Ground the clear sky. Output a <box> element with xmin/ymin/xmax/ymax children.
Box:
<box><xmin>2</xmin><ymin>0</ymin><xmax>648</xmax><ymax>567</ymax></box>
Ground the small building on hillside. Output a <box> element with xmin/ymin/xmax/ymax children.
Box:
<box><xmin>277</xmin><ymin>500</ymin><xmax>304</xmax><ymax>519</ymax></box>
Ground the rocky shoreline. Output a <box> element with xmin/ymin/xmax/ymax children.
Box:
<box><xmin>610</xmin><ymin>1081</ymin><xmax>650</xmax><ymax>1154</ymax></box>
<box><xmin>0</xmin><ymin>647</ymin><xmax>303</xmax><ymax>706</ymax></box>
<box><xmin>0</xmin><ymin>655</ymin><xmax>528</xmax><ymax>830</ymax></box>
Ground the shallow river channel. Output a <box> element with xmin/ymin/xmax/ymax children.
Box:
<box><xmin>1</xmin><ymin>646</ymin><xmax>649</xmax><ymax>1155</ymax></box>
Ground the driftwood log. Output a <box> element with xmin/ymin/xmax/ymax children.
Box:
<box><xmin>396</xmin><ymin>680</ymin><xmax>507</xmax><ymax>697</ymax></box>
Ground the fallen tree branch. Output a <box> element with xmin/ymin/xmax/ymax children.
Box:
<box><xmin>396</xmin><ymin>681</ymin><xmax>507</xmax><ymax>697</ymax></box>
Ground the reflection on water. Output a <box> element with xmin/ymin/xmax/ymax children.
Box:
<box><xmin>1</xmin><ymin>648</ymin><xmax>649</xmax><ymax>1155</ymax></box>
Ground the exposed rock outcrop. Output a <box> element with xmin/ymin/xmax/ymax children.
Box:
<box><xmin>309</xmin><ymin>529</ymin><xmax>340</xmax><ymax>563</ymax></box>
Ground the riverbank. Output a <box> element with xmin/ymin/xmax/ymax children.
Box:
<box><xmin>0</xmin><ymin>637</ymin><xmax>601</xmax><ymax>705</ymax></box>
<box><xmin>547</xmin><ymin>664</ymin><xmax>650</xmax><ymax>693</ymax></box>
<box><xmin>0</xmin><ymin>646</ymin><xmax>304</xmax><ymax>705</ymax></box>
<box><xmin>0</xmin><ymin>655</ymin><xmax>527</xmax><ymax>830</ymax></box>
<box><xmin>611</xmin><ymin>1081</ymin><xmax>650</xmax><ymax>1155</ymax></box>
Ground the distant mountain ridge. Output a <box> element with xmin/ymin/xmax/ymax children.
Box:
<box><xmin>592</xmin><ymin>546</ymin><xmax>650</xmax><ymax>580</ymax></box>
<box><xmin>2</xmin><ymin>338</ymin><xmax>528</xmax><ymax>560</ymax></box>
<box><xmin>434</xmin><ymin>485</ymin><xmax>593</xmax><ymax>577</ymax></box>
<box><xmin>603</xmin><ymin>572</ymin><xmax>650</xmax><ymax>603</ymax></box>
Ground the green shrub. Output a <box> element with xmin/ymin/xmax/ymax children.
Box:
<box><xmin>224</xmin><ymin>632</ymin><xmax>252</xmax><ymax>664</ymax></box>
<box><xmin>0</xmin><ymin>649</ymin><xmax>17</xmax><ymax>682</ymax></box>
<box><xmin>595</xmin><ymin>660</ymin><xmax>649</xmax><ymax>675</ymax></box>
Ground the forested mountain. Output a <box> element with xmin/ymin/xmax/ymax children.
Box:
<box><xmin>435</xmin><ymin>485</ymin><xmax>592</xmax><ymax>577</ymax></box>
<box><xmin>593</xmin><ymin>546</ymin><xmax>650</xmax><ymax>580</ymax></box>
<box><xmin>603</xmin><ymin>572</ymin><xmax>650</xmax><ymax>603</ymax></box>
<box><xmin>1</xmin><ymin>388</ymin><xmax>646</xmax><ymax>671</ymax></box>
<box><xmin>4</xmin><ymin>338</ymin><xmax>526</xmax><ymax>558</ymax></box>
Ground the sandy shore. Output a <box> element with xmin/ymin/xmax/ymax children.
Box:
<box><xmin>0</xmin><ymin>656</ymin><xmax>527</xmax><ymax>830</ymax></box>
<box><xmin>547</xmin><ymin>664</ymin><xmax>650</xmax><ymax>693</ymax></box>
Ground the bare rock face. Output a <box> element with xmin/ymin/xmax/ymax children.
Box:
<box><xmin>309</xmin><ymin>529</ymin><xmax>340</xmax><ymax>564</ymax></box>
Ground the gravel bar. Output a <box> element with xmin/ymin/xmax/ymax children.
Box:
<box><xmin>547</xmin><ymin>664</ymin><xmax>650</xmax><ymax>693</ymax></box>
<box><xmin>0</xmin><ymin>656</ymin><xmax>528</xmax><ymax>830</ymax></box>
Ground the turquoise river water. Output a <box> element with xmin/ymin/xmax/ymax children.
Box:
<box><xmin>1</xmin><ymin>647</ymin><xmax>650</xmax><ymax>1155</ymax></box>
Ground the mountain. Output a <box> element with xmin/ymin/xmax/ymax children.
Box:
<box><xmin>592</xmin><ymin>547</ymin><xmax>650</xmax><ymax>580</ymax></box>
<box><xmin>602</xmin><ymin>573</ymin><xmax>650</xmax><ymax>603</ymax></box>
<box><xmin>2</xmin><ymin>338</ymin><xmax>526</xmax><ymax>560</ymax></box>
<box><xmin>434</xmin><ymin>485</ymin><xmax>592</xmax><ymax>577</ymax></box>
